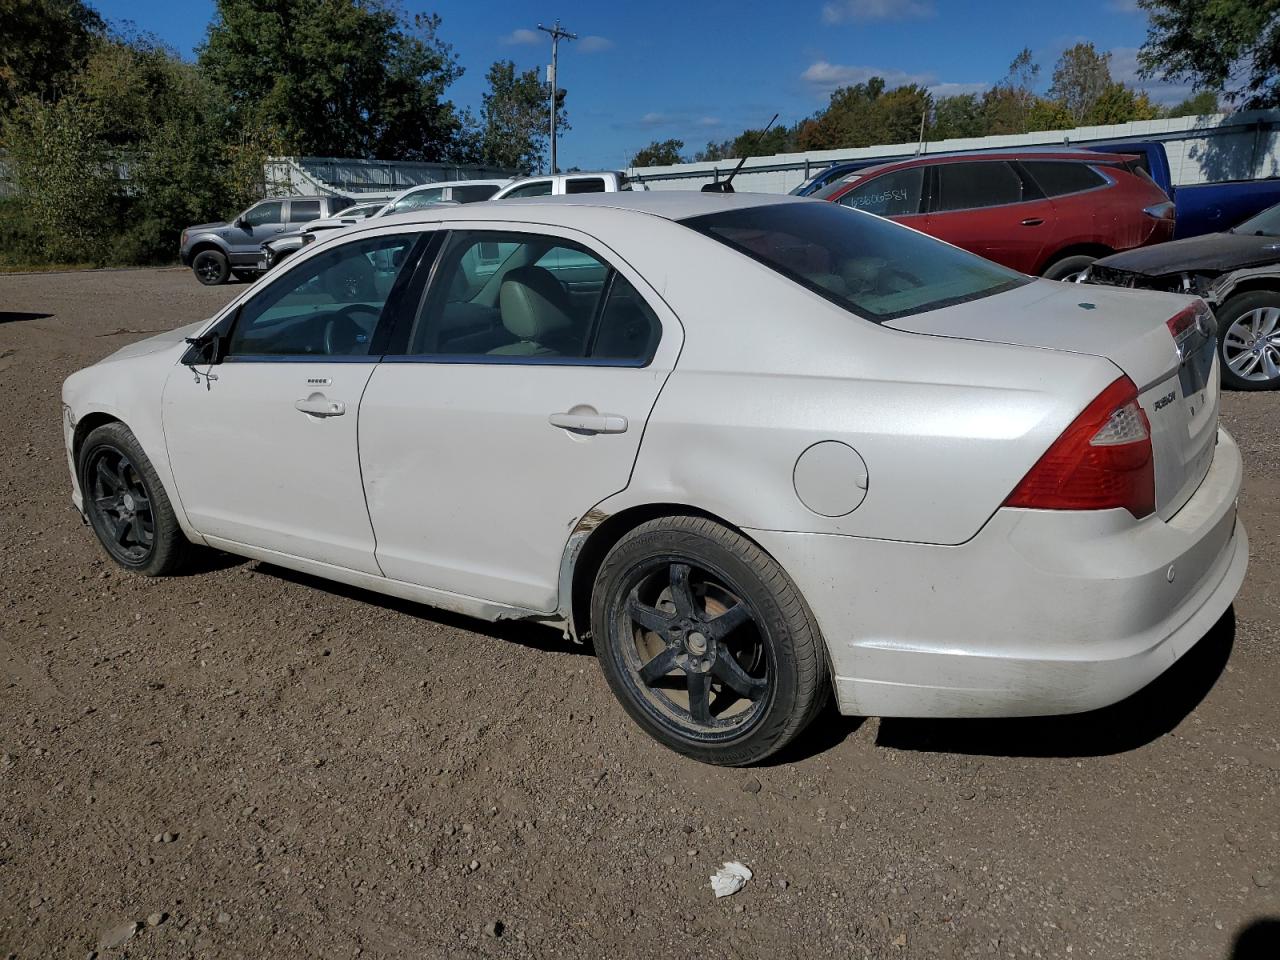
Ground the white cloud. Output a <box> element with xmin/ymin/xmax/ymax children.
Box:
<box><xmin>821</xmin><ymin>0</ymin><xmax>934</xmax><ymax>23</ymax></box>
<box><xmin>638</xmin><ymin>112</ymin><xmax>668</xmax><ymax>128</ymax></box>
<box><xmin>577</xmin><ymin>35</ymin><xmax>613</xmax><ymax>53</ymax></box>
<box><xmin>1105</xmin><ymin>0</ymin><xmax>1140</xmax><ymax>12</ymax></box>
<box><xmin>801</xmin><ymin>60</ymin><xmax>932</xmax><ymax>93</ymax></box>
<box><xmin>695</xmin><ymin>116</ymin><xmax>722</xmax><ymax>128</ymax></box>
<box><xmin>500</xmin><ymin>28</ymin><xmax>540</xmax><ymax>45</ymax></box>
<box><xmin>1108</xmin><ymin>45</ymin><xmax>1196</xmax><ymax>105</ymax></box>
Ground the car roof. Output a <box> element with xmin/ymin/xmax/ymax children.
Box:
<box><xmin>369</xmin><ymin>190</ymin><xmax>797</xmax><ymax>227</ymax></box>
<box><xmin>844</xmin><ymin>148</ymin><xmax>1133</xmax><ymax>177</ymax></box>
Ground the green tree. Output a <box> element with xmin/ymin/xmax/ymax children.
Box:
<box><xmin>1026</xmin><ymin>96</ymin><xmax>1075</xmax><ymax>132</ymax></box>
<box><xmin>982</xmin><ymin>48</ymin><xmax>1041</xmax><ymax>134</ymax></box>
<box><xmin>0</xmin><ymin>0</ymin><xmax>103</xmax><ymax>115</ymax></box>
<box><xmin>1086</xmin><ymin>83</ymin><xmax>1160</xmax><ymax>125</ymax></box>
<box><xmin>929</xmin><ymin>93</ymin><xmax>986</xmax><ymax>140</ymax></box>
<box><xmin>1137</xmin><ymin>0</ymin><xmax>1280</xmax><ymax>108</ymax></box>
<box><xmin>473</xmin><ymin>59</ymin><xmax>566</xmax><ymax>174</ymax></box>
<box><xmin>630</xmin><ymin>138</ymin><xmax>684</xmax><ymax>166</ymax></box>
<box><xmin>1048</xmin><ymin>42</ymin><xmax>1113</xmax><ymax>123</ymax></box>
<box><xmin>1164</xmin><ymin>90</ymin><xmax>1220</xmax><ymax>116</ymax></box>
<box><xmin>198</xmin><ymin>0</ymin><xmax>468</xmax><ymax>159</ymax></box>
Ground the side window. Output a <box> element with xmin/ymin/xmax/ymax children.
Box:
<box><xmin>392</xmin><ymin>188</ymin><xmax>444</xmax><ymax>213</ymax></box>
<box><xmin>591</xmin><ymin>275</ymin><xmax>660</xmax><ymax>361</ymax></box>
<box><xmin>837</xmin><ymin>168</ymin><xmax>925</xmax><ymax>217</ymax></box>
<box><xmin>243</xmin><ymin>201</ymin><xmax>282</xmax><ymax>227</ymax></box>
<box><xmin>565</xmin><ymin>177</ymin><xmax>605</xmax><ymax>194</ymax></box>
<box><xmin>933</xmin><ymin>162</ymin><xmax>1028</xmax><ymax>212</ymax></box>
<box><xmin>502</xmin><ymin>180</ymin><xmax>554</xmax><ymax>199</ymax></box>
<box><xmin>1023</xmin><ymin>161</ymin><xmax>1107</xmax><ymax>198</ymax></box>
<box><xmin>451</xmin><ymin>183</ymin><xmax>500</xmax><ymax>203</ymax></box>
<box><xmin>288</xmin><ymin>199</ymin><xmax>321</xmax><ymax>223</ymax></box>
<box><xmin>405</xmin><ymin>231</ymin><xmax>659</xmax><ymax>363</ymax></box>
<box><xmin>226</xmin><ymin>234</ymin><xmax>418</xmax><ymax>358</ymax></box>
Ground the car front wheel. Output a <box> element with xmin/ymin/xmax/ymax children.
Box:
<box><xmin>192</xmin><ymin>249</ymin><xmax>229</xmax><ymax>285</ymax></box>
<box><xmin>1041</xmin><ymin>254</ymin><xmax>1097</xmax><ymax>282</ymax></box>
<box><xmin>79</xmin><ymin>422</ymin><xmax>194</xmax><ymax>575</ymax></box>
<box><xmin>1218</xmin><ymin>291</ymin><xmax>1280</xmax><ymax>390</ymax></box>
<box><xmin>590</xmin><ymin>515</ymin><xmax>829</xmax><ymax>765</ymax></box>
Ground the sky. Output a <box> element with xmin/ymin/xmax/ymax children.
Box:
<box><xmin>90</xmin><ymin>0</ymin><xmax>1187</xmax><ymax>170</ymax></box>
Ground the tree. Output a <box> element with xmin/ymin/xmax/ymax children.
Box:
<box><xmin>929</xmin><ymin>93</ymin><xmax>985</xmax><ymax>140</ymax></box>
<box><xmin>1164</xmin><ymin>90</ymin><xmax>1220</xmax><ymax>117</ymax></box>
<box><xmin>198</xmin><ymin>0</ymin><xmax>468</xmax><ymax>159</ymax></box>
<box><xmin>474</xmin><ymin>59</ymin><xmax>566</xmax><ymax>174</ymax></box>
<box><xmin>0</xmin><ymin>0</ymin><xmax>103</xmax><ymax>115</ymax></box>
<box><xmin>1137</xmin><ymin>0</ymin><xmax>1280</xmax><ymax>108</ymax></box>
<box><xmin>1026</xmin><ymin>97</ymin><xmax>1075</xmax><ymax>132</ymax></box>
<box><xmin>1048</xmin><ymin>42</ymin><xmax>1113</xmax><ymax>123</ymax></box>
<box><xmin>1086</xmin><ymin>83</ymin><xmax>1159</xmax><ymax>125</ymax></box>
<box><xmin>982</xmin><ymin>48</ymin><xmax>1041</xmax><ymax>134</ymax></box>
<box><xmin>630</xmin><ymin>138</ymin><xmax>684</xmax><ymax>167</ymax></box>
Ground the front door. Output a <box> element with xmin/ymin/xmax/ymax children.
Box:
<box><xmin>224</xmin><ymin>199</ymin><xmax>288</xmax><ymax>267</ymax></box>
<box><xmin>358</xmin><ymin>225</ymin><xmax>681</xmax><ymax>612</ymax></box>
<box><xmin>163</xmin><ymin>230</ymin><xmax>425</xmax><ymax>572</ymax></box>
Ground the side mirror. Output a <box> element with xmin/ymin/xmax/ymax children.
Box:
<box><xmin>182</xmin><ymin>331</ymin><xmax>223</xmax><ymax>368</ymax></box>
<box><xmin>235</xmin><ymin>216</ymin><xmax>249</xmax><ymax>228</ymax></box>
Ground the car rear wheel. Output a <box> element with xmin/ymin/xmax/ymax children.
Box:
<box><xmin>590</xmin><ymin>515</ymin><xmax>829</xmax><ymax>766</ymax></box>
<box><xmin>1218</xmin><ymin>291</ymin><xmax>1280</xmax><ymax>390</ymax></box>
<box><xmin>192</xmin><ymin>249</ymin><xmax>229</xmax><ymax>286</ymax></box>
<box><xmin>1041</xmin><ymin>254</ymin><xmax>1097</xmax><ymax>282</ymax></box>
<box><xmin>79</xmin><ymin>423</ymin><xmax>194</xmax><ymax>576</ymax></box>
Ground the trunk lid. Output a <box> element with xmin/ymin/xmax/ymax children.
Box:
<box><xmin>886</xmin><ymin>279</ymin><xmax>1219</xmax><ymax>518</ymax></box>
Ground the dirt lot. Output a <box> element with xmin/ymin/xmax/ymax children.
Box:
<box><xmin>1</xmin><ymin>267</ymin><xmax>1278</xmax><ymax>960</ymax></box>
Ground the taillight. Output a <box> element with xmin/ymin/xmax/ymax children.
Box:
<box><xmin>1166</xmin><ymin>299</ymin><xmax>1213</xmax><ymax>344</ymax></box>
<box><xmin>1004</xmin><ymin>376</ymin><xmax>1155</xmax><ymax>518</ymax></box>
<box><xmin>1143</xmin><ymin>201</ymin><xmax>1176</xmax><ymax>220</ymax></box>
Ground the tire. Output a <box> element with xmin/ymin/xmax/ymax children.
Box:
<box><xmin>590</xmin><ymin>515</ymin><xmax>829</xmax><ymax>766</ymax></box>
<box><xmin>192</xmin><ymin>249</ymin><xmax>229</xmax><ymax>286</ymax></box>
<box><xmin>1216</xmin><ymin>290</ymin><xmax>1280</xmax><ymax>391</ymax></box>
<box><xmin>79</xmin><ymin>422</ymin><xmax>195</xmax><ymax>576</ymax></box>
<box><xmin>1041</xmin><ymin>254</ymin><xmax>1097</xmax><ymax>282</ymax></box>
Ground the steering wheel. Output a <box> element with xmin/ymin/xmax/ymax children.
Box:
<box><xmin>323</xmin><ymin>303</ymin><xmax>380</xmax><ymax>355</ymax></box>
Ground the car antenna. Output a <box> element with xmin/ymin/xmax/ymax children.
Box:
<box><xmin>701</xmin><ymin>113</ymin><xmax>780</xmax><ymax>193</ymax></box>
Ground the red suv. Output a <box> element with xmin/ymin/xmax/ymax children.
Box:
<box><xmin>812</xmin><ymin>150</ymin><xmax>1175</xmax><ymax>279</ymax></box>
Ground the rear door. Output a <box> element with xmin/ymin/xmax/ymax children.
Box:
<box><xmin>923</xmin><ymin>160</ymin><xmax>1054</xmax><ymax>273</ymax></box>
<box><xmin>357</xmin><ymin>223</ymin><xmax>683</xmax><ymax>612</ymax></box>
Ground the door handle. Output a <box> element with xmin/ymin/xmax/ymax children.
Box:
<box><xmin>1020</xmin><ymin>217</ymin><xmax>1044</xmax><ymax>226</ymax></box>
<box><xmin>548</xmin><ymin>411</ymin><xmax>628</xmax><ymax>434</ymax></box>
<box><xmin>295</xmin><ymin>396</ymin><xmax>346</xmax><ymax>417</ymax></box>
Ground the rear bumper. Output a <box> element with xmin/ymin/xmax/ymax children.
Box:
<box><xmin>752</xmin><ymin>426</ymin><xmax>1247</xmax><ymax>718</ymax></box>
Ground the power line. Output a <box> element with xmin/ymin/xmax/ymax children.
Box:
<box><xmin>537</xmin><ymin>20</ymin><xmax>576</xmax><ymax>174</ymax></box>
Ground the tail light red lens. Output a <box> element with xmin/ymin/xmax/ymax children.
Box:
<box><xmin>1004</xmin><ymin>376</ymin><xmax>1155</xmax><ymax>518</ymax></box>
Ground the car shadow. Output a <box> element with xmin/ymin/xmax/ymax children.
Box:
<box><xmin>874</xmin><ymin>607</ymin><xmax>1236</xmax><ymax>758</ymax></box>
<box><xmin>1230</xmin><ymin>919</ymin><xmax>1280</xmax><ymax>959</ymax></box>
<box><xmin>759</xmin><ymin>701</ymin><xmax>866</xmax><ymax>766</ymax></box>
<box><xmin>0</xmin><ymin>311</ymin><xmax>53</xmax><ymax>324</ymax></box>
<box><xmin>252</xmin><ymin>562</ymin><xmax>594</xmax><ymax>657</ymax></box>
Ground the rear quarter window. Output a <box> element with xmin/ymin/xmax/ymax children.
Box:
<box><xmin>1023</xmin><ymin>161</ymin><xmax>1107</xmax><ymax>197</ymax></box>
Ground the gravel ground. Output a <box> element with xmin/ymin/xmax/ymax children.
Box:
<box><xmin>1</xmin><ymin>268</ymin><xmax>1278</xmax><ymax>960</ymax></box>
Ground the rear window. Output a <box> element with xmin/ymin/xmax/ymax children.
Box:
<box><xmin>452</xmin><ymin>183</ymin><xmax>500</xmax><ymax>203</ymax></box>
<box><xmin>1022</xmin><ymin>161</ymin><xmax>1107</xmax><ymax>197</ymax></box>
<box><xmin>934</xmin><ymin>161</ymin><xmax>1035</xmax><ymax>212</ymax></box>
<box><xmin>288</xmin><ymin>199</ymin><xmax>322</xmax><ymax>223</ymax></box>
<box><xmin>682</xmin><ymin>201</ymin><xmax>1028</xmax><ymax>323</ymax></box>
<box><xmin>566</xmin><ymin>177</ymin><xmax>606</xmax><ymax>194</ymax></box>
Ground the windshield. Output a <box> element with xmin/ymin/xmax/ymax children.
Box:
<box><xmin>681</xmin><ymin>201</ymin><xmax>1029</xmax><ymax>323</ymax></box>
<box><xmin>1233</xmin><ymin>203</ymin><xmax>1280</xmax><ymax>237</ymax></box>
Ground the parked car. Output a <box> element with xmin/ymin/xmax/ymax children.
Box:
<box><xmin>790</xmin><ymin>158</ymin><xmax>905</xmax><ymax>197</ymax></box>
<box><xmin>380</xmin><ymin>179</ymin><xmax>511</xmax><ymax>214</ymax></box>
<box><xmin>492</xmin><ymin>171</ymin><xmax>642</xmax><ymax>199</ymax></box>
<box><xmin>63</xmin><ymin>193</ymin><xmax>1245</xmax><ymax>765</ymax></box>
<box><xmin>1078</xmin><ymin>140</ymin><xmax>1280</xmax><ymax>239</ymax></box>
<box><xmin>813</xmin><ymin>150</ymin><xmax>1175</xmax><ymax>279</ymax></box>
<box><xmin>259</xmin><ymin>201</ymin><xmax>385</xmax><ymax>271</ymax></box>
<box><xmin>1085</xmin><ymin>201</ymin><xmax>1280</xmax><ymax>389</ymax></box>
<box><xmin>180</xmin><ymin>195</ymin><xmax>352</xmax><ymax>286</ymax></box>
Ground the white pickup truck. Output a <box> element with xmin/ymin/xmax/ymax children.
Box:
<box><xmin>491</xmin><ymin>171</ymin><xmax>644</xmax><ymax>200</ymax></box>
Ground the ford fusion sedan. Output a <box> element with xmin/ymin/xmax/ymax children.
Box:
<box><xmin>63</xmin><ymin>193</ymin><xmax>1247</xmax><ymax>765</ymax></box>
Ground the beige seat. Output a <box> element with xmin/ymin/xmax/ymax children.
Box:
<box><xmin>490</xmin><ymin>266</ymin><xmax>577</xmax><ymax>356</ymax></box>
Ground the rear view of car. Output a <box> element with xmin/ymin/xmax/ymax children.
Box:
<box><xmin>815</xmin><ymin>152</ymin><xmax>1175</xmax><ymax>279</ymax></box>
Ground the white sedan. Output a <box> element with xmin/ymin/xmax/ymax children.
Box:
<box><xmin>62</xmin><ymin>192</ymin><xmax>1248</xmax><ymax>765</ymax></box>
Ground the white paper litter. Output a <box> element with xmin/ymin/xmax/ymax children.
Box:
<box><xmin>710</xmin><ymin>860</ymin><xmax>753</xmax><ymax>898</ymax></box>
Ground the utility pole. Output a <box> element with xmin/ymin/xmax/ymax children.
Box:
<box><xmin>537</xmin><ymin>19</ymin><xmax>576</xmax><ymax>174</ymax></box>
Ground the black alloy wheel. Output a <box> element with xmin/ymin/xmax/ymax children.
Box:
<box><xmin>84</xmin><ymin>445</ymin><xmax>155</xmax><ymax>566</ymax></box>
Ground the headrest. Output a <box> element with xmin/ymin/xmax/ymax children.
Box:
<box><xmin>499</xmin><ymin>265</ymin><xmax>573</xmax><ymax>341</ymax></box>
